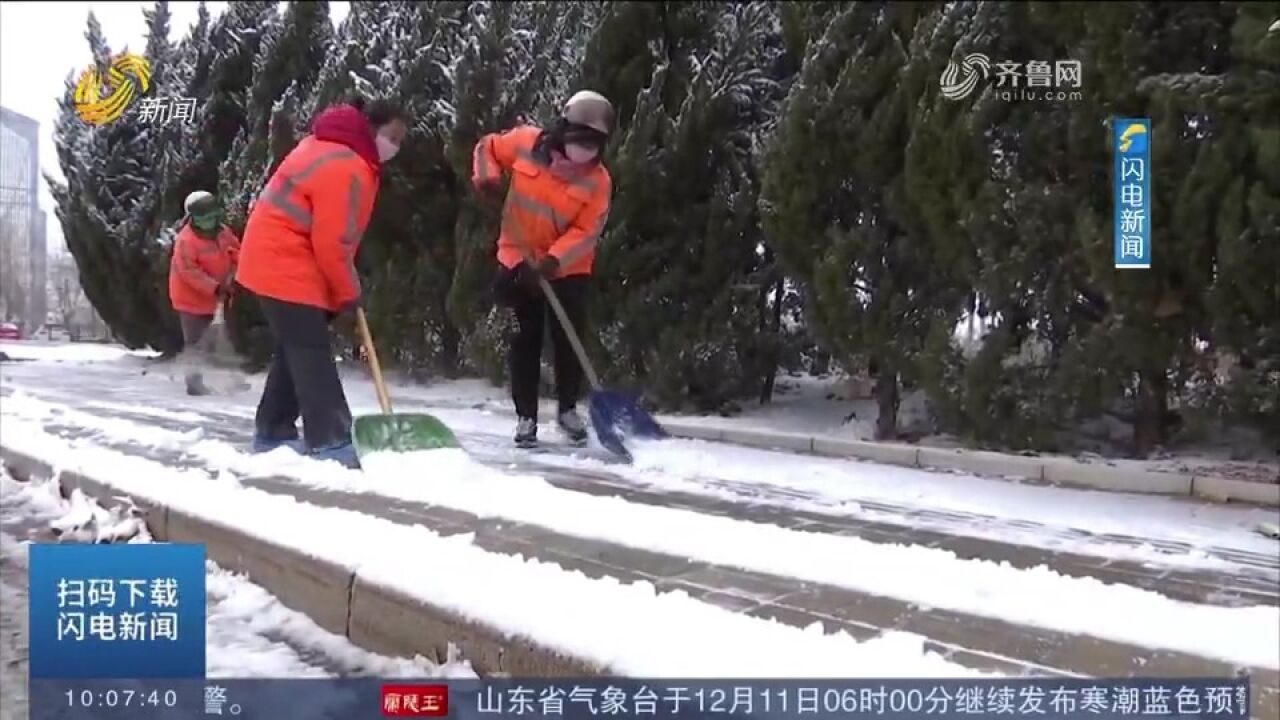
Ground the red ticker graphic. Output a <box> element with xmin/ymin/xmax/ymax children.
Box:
<box><xmin>381</xmin><ymin>684</ymin><xmax>449</xmax><ymax>717</ymax></box>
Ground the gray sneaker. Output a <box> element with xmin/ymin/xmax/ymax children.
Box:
<box><xmin>184</xmin><ymin>371</ymin><xmax>211</xmax><ymax>396</ymax></box>
<box><xmin>557</xmin><ymin>408</ymin><xmax>588</xmax><ymax>445</ymax></box>
<box><xmin>514</xmin><ymin>417</ymin><xmax>538</xmax><ymax>448</ymax></box>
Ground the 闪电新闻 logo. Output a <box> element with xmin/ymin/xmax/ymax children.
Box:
<box><xmin>73</xmin><ymin>52</ymin><xmax>151</xmax><ymax>126</ymax></box>
<box><xmin>939</xmin><ymin>52</ymin><xmax>991</xmax><ymax>100</ymax></box>
<box><xmin>1117</xmin><ymin>122</ymin><xmax>1148</xmax><ymax>154</ymax></box>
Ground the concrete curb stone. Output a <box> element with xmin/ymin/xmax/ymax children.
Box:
<box><xmin>0</xmin><ymin>447</ymin><xmax>608</xmax><ymax>677</ymax></box>
<box><xmin>1192</xmin><ymin>474</ymin><xmax>1280</xmax><ymax>506</ymax></box>
<box><xmin>811</xmin><ymin>437</ymin><xmax>920</xmax><ymax>468</ymax></box>
<box><xmin>1040</xmin><ymin>459</ymin><xmax>1193</xmax><ymax>496</ymax></box>
<box><xmin>658</xmin><ymin>421</ymin><xmax>1277</xmax><ymax>507</ymax></box>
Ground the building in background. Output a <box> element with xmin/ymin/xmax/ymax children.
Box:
<box><xmin>0</xmin><ymin>105</ymin><xmax>47</xmax><ymax>333</ymax></box>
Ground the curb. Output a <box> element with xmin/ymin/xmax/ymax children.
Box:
<box><xmin>0</xmin><ymin>447</ymin><xmax>606</xmax><ymax>678</ymax></box>
<box><xmin>658</xmin><ymin>420</ymin><xmax>1280</xmax><ymax>508</ymax></box>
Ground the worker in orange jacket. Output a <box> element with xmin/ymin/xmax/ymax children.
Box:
<box><xmin>168</xmin><ymin>190</ymin><xmax>240</xmax><ymax>396</ymax></box>
<box><xmin>472</xmin><ymin>90</ymin><xmax>614</xmax><ymax>449</ymax></box>
<box><xmin>236</xmin><ymin>97</ymin><xmax>408</xmax><ymax>468</ymax></box>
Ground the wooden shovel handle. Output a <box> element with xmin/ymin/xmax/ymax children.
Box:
<box><xmin>355</xmin><ymin>308</ymin><xmax>393</xmax><ymax>414</ymax></box>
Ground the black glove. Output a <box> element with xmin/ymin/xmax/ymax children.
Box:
<box><xmin>216</xmin><ymin>277</ymin><xmax>235</xmax><ymax>299</ymax></box>
<box><xmin>328</xmin><ymin>296</ymin><xmax>362</xmax><ymax>323</ymax></box>
<box><xmin>536</xmin><ymin>255</ymin><xmax>561</xmax><ymax>280</ymax></box>
<box><xmin>515</xmin><ymin>262</ymin><xmax>542</xmax><ymax>293</ymax></box>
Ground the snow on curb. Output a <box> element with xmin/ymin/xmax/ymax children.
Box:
<box><xmin>659</xmin><ymin>420</ymin><xmax>1277</xmax><ymax>507</ymax></box>
<box><xmin>0</xmin><ymin>419</ymin><xmax>987</xmax><ymax>679</ymax></box>
<box><xmin>0</xmin><ymin>467</ymin><xmax>473</xmax><ymax>680</ymax></box>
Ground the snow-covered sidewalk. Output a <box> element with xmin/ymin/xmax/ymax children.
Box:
<box><xmin>3</xmin><ymin>417</ymin><xmax>991</xmax><ymax>678</ymax></box>
<box><xmin>4</xmin><ymin>401</ymin><xmax>1278</xmax><ymax>672</ymax></box>
<box><xmin>5</xmin><ymin>388</ymin><xmax>1275</xmax><ymax>574</ymax></box>
<box><xmin>0</xmin><ymin>467</ymin><xmax>476</xmax><ymax>679</ymax></box>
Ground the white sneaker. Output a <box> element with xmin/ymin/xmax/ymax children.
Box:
<box><xmin>514</xmin><ymin>417</ymin><xmax>538</xmax><ymax>448</ymax></box>
<box><xmin>557</xmin><ymin>408</ymin><xmax>588</xmax><ymax>445</ymax></box>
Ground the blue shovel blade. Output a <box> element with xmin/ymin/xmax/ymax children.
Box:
<box><xmin>588</xmin><ymin>390</ymin><xmax>669</xmax><ymax>461</ymax></box>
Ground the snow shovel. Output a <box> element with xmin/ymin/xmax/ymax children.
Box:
<box><xmin>183</xmin><ymin>296</ymin><xmax>248</xmax><ymax>395</ymax></box>
<box><xmin>350</xmin><ymin>307</ymin><xmax>461</xmax><ymax>459</ymax></box>
<box><xmin>506</xmin><ymin>220</ymin><xmax>668</xmax><ymax>462</ymax></box>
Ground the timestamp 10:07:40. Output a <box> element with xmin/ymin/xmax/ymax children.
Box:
<box><xmin>64</xmin><ymin>688</ymin><xmax>179</xmax><ymax>709</ymax></box>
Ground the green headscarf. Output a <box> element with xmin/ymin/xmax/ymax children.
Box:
<box><xmin>189</xmin><ymin>200</ymin><xmax>222</xmax><ymax>235</ymax></box>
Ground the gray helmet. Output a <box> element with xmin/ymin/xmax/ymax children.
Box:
<box><xmin>184</xmin><ymin>190</ymin><xmax>216</xmax><ymax>216</ymax></box>
<box><xmin>563</xmin><ymin>90</ymin><xmax>614</xmax><ymax>136</ymax></box>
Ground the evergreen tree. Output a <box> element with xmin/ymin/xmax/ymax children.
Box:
<box><xmin>1137</xmin><ymin>1</ymin><xmax>1280</xmax><ymax>444</ymax></box>
<box><xmin>52</xmin><ymin>9</ymin><xmax>183</xmax><ymax>352</ymax></box>
<box><xmin>764</xmin><ymin>2</ymin><xmax>968</xmax><ymax>438</ymax></box>
<box><xmin>568</xmin><ymin>1</ymin><xmax>792</xmax><ymax>412</ymax></box>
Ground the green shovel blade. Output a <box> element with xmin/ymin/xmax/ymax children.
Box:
<box><xmin>353</xmin><ymin>413</ymin><xmax>461</xmax><ymax>457</ymax></box>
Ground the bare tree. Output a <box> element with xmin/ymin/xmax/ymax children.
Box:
<box><xmin>49</xmin><ymin>250</ymin><xmax>90</xmax><ymax>340</ymax></box>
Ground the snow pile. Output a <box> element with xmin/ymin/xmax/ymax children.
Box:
<box><xmin>0</xmin><ymin>462</ymin><xmax>475</xmax><ymax>680</ymax></box>
<box><xmin>1</xmin><ymin>417</ymin><xmax>987</xmax><ymax>678</ymax></box>
<box><xmin>47</xmin><ymin>489</ymin><xmax>150</xmax><ymax>544</ymax></box>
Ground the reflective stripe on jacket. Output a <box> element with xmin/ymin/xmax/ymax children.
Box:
<box><xmin>236</xmin><ymin>136</ymin><xmax>379</xmax><ymax>312</ymax></box>
<box><xmin>168</xmin><ymin>223</ymin><xmax>240</xmax><ymax>315</ymax></box>
<box><xmin>472</xmin><ymin>126</ymin><xmax>612</xmax><ymax>277</ymax></box>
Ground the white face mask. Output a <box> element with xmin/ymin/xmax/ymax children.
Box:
<box><xmin>376</xmin><ymin>134</ymin><xmax>400</xmax><ymax>162</ymax></box>
<box><xmin>563</xmin><ymin>142</ymin><xmax>598</xmax><ymax>164</ymax></box>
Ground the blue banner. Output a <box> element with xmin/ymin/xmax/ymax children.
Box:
<box><xmin>29</xmin><ymin>678</ymin><xmax>1254</xmax><ymax>719</ymax></box>
<box><xmin>1113</xmin><ymin>117</ymin><xmax>1151</xmax><ymax>269</ymax></box>
<box><xmin>28</xmin><ymin>543</ymin><xmax>206</xmax><ymax>679</ymax></box>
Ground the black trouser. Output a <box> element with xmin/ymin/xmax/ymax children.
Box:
<box><xmin>178</xmin><ymin>312</ymin><xmax>214</xmax><ymax>348</ymax></box>
<box><xmin>253</xmin><ymin>295</ymin><xmax>353</xmax><ymax>451</ymax></box>
<box><xmin>493</xmin><ymin>265</ymin><xmax>590</xmax><ymax>421</ymax></box>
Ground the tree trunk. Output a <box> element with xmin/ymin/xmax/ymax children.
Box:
<box><xmin>873</xmin><ymin>360</ymin><xmax>900</xmax><ymax>440</ymax></box>
<box><xmin>1132</xmin><ymin>367</ymin><xmax>1168</xmax><ymax>458</ymax></box>
<box><xmin>812</xmin><ymin>350</ymin><xmax>831</xmax><ymax>376</ymax></box>
<box><xmin>440</xmin><ymin>320</ymin><xmax>461</xmax><ymax>378</ymax></box>
<box><xmin>759</xmin><ymin>277</ymin><xmax>786</xmax><ymax>405</ymax></box>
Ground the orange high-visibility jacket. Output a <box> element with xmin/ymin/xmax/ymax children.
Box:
<box><xmin>472</xmin><ymin>126</ymin><xmax>612</xmax><ymax>277</ymax></box>
<box><xmin>168</xmin><ymin>223</ymin><xmax>240</xmax><ymax>316</ymax></box>
<box><xmin>236</xmin><ymin>136</ymin><xmax>379</xmax><ymax>312</ymax></box>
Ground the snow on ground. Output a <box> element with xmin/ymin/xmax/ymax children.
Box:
<box><xmin>537</xmin><ymin>436</ymin><xmax>1280</xmax><ymax>560</ymax></box>
<box><xmin>5</xmin><ymin>389</ymin><xmax>1274</xmax><ymax>574</ymax></box>
<box><xmin>378</xmin><ymin>369</ymin><xmax>1279</xmax><ymax>483</ymax></box>
<box><xmin>0</xmin><ymin>340</ymin><xmax>159</xmax><ymax>365</ymax></box>
<box><xmin>0</xmin><ymin>465</ymin><xmax>475</xmax><ymax>680</ymax></box>
<box><xmin>3</xmin><ymin>394</ymin><xmax>1276</xmax><ymax>670</ymax></box>
<box><xmin>655</xmin><ymin>372</ymin><xmax>934</xmax><ymax>442</ymax></box>
<box><xmin>1</xmin><ymin>417</ymin><xmax>989</xmax><ymax>678</ymax></box>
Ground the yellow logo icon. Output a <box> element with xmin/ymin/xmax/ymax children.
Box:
<box><xmin>73</xmin><ymin>52</ymin><xmax>152</xmax><ymax>126</ymax></box>
<box><xmin>1117</xmin><ymin>123</ymin><xmax>1147</xmax><ymax>154</ymax></box>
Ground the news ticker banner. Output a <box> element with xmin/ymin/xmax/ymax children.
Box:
<box><xmin>1113</xmin><ymin>117</ymin><xmax>1151</xmax><ymax>270</ymax></box>
<box><xmin>29</xmin><ymin>678</ymin><xmax>1253</xmax><ymax>720</ymax></box>
<box><xmin>28</xmin><ymin>543</ymin><xmax>206</xmax><ymax>679</ymax></box>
